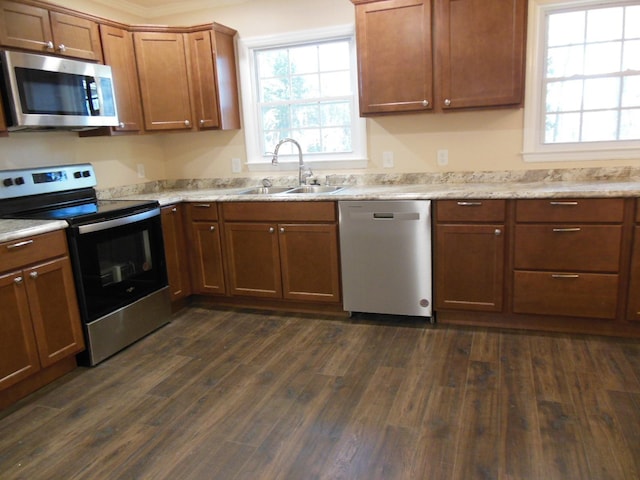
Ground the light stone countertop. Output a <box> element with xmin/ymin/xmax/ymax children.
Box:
<box><xmin>122</xmin><ymin>180</ymin><xmax>640</xmax><ymax>206</ymax></box>
<box><xmin>0</xmin><ymin>219</ymin><xmax>68</xmax><ymax>244</ymax></box>
<box><xmin>2</xmin><ymin>179</ymin><xmax>639</xmax><ymax>243</ymax></box>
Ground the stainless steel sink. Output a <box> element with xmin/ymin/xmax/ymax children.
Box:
<box><xmin>237</xmin><ymin>186</ymin><xmax>294</xmax><ymax>195</ymax></box>
<box><xmin>284</xmin><ymin>185</ymin><xmax>345</xmax><ymax>194</ymax></box>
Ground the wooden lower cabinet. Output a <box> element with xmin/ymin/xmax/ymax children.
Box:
<box><xmin>221</xmin><ymin>202</ymin><xmax>341</xmax><ymax>304</ymax></box>
<box><xmin>435</xmin><ymin>224</ymin><xmax>504</xmax><ymax>311</ymax></box>
<box><xmin>0</xmin><ymin>231</ymin><xmax>84</xmax><ymax>399</ymax></box>
<box><xmin>161</xmin><ymin>204</ymin><xmax>191</xmax><ymax>301</ymax></box>
<box><xmin>186</xmin><ymin>203</ymin><xmax>226</xmax><ymax>295</ymax></box>
<box><xmin>434</xmin><ymin>200</ymin><xmax>506</xmax><ymax>312</ymax></box>
<box><xmin>225</xmin><ymin>222</ymin><xmax>282</xmax><ymax>298</ymax></box>
<box><xmin>629</xmin><ymin>225</ymin><xmax>640</xmax><ymax>322</ymax></box>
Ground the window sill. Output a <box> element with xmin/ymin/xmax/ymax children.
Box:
<box><xmin>522</xmin><ymin>146</ymin><xmax>640</xmax><ymax>163</ymax></box>
<box><xmin>246</xmin><ymin>158</ymin><xmax>369</xmax><ymax>172</ymax></box>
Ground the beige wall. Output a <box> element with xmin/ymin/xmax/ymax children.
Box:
<box><xmin>0</xmin><ymin>0</ymin><xmax>637</xmax><ymax>190</ymax></box>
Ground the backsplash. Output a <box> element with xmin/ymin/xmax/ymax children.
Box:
<box><xmin>96</xmin><ymin>166</ymin><xmax>640</xmax><ymax>199</ymax></box>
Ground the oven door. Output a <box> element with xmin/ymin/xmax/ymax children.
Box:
<box><xmin>67</xmin><ymin>208</ymin><xmax>168</xmax><ymax>324</ymax></box>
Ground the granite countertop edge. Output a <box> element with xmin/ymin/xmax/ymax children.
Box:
<box><xmin>2</xmin><ymin>180</ymin><xmax>639</xmax><ymax>243</ymax></box>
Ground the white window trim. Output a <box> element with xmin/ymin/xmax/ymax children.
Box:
<box><xmin>522</xmin><ymin>0</ymin><xmax>640</xmax><ymax>162</ymax></box>
<box><xmin>237</xmin><ymin>25</ymin><xmax>368</xmax><ymax>172</ymax></box>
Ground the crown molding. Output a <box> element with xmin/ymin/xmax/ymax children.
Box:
<box><xmin>90</xmin><ymin>0</ymin><xmax>249</xmax><ymax>19</ymax></box>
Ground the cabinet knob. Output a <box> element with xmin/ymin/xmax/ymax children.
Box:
<box><xmin>119</xmin><ymin>122</ymin><xmax>125</xmax><ymax>129</ymax></box>
<box><xmin>29</xmin><ymin>271</ymin><xmax>38</xmax><ymax>279</ymax></box>
<box><xmin>46</xmin><ymin>40</ymin><xmax>54</xmax><ymax>49</ymax></box>
<box><xmin>199</xmin><ymin>119</ymin><xmax>205</xmax><ymax>126</ymax></box>
<box><xmin>184</xmin><ymin>120</ymin><xmax>191</xmax><ymax>127</ymax></box>
<box><xmin>269</xmin><ymin>227</ymin><xmax>275</xmax><ymax>233</ymax></box>
<box><xmin>210</xmin><ymin>225</ymin><xmax>216</xmax><ymax>231</ymax></box>
<box><xmin>444</xmin><ymin>99</ymin><xmax>452</xmax><ymax>107</ymax></box>
<box><xmin>422</xmin><ymin>100</ymin><xmax>430</xmax><ymax>107</ymax></box>
<box><xmin>280</xmin><ymin>227</ymin><xmax>285</xmax><ymax>233</ymax></box>
<box><xmin>14</xmin><ymin>276</ymin><xmax>23</xmax><ymax>285</ymax></box>
<box><xmin>171</xmin><ymin>207</ymin><xmax>177</xmax><ymax>213</ymax></box>
<box><xmin>58</xmin><ymin>44</ymin><xmax>66</xmax><ymax>52</ymax></box>
<box><xmin>494</xmin><ymin>229</ymin><xmax>502</xmax><ymax>236</ymax></box>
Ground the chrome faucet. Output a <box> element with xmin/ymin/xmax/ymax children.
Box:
<box><xmin>271</xmin><ymin>138</ymin><xmax>313</xmax><ymax>186</ymax></box>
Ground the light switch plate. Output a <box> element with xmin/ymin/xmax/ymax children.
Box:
<box><xmin>231</xmin><ymin>158</ymin><xmax>242</xmax><ymax>173</ymax></box>
<box><xmin>437</xmin><ymin>149</ymin><xmax>449</xmax><ymax>166</ymax></box>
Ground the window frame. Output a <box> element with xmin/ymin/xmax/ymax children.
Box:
<box><xmin>237</xmin><ymin>25</ymin><xmax>368</xmax><ymax>172</ymax></box>
<box><xmin>522</xmin><ymin>0</ymin><xmax>640</xmax><ymax>162</ymax></box>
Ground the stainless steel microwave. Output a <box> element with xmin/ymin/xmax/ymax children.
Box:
<box><xmin>0</xmin><ymin>50</ymin><xmax>119</xmax><ymax>131</ymax></box>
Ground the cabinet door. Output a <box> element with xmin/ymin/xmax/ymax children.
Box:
<box><xmin>628</xmin><ymin>226</ymin><xmax>640</xmax><ymax>322</ymax></box>
<box><xmin>355</xmin><ymin>0</ymin><xmax>433</xmax><ymax>114</ymax></box>
<box><xmin>134</xmin><ymin>31</ymin><xmax>193</xmax><ymax>130</ymax></box>
<box><xmin>435</xmin><ymin>224</ymin><xmax>505</xmax><ymax>311</ymax></box>
<box><xmin>0</xmin><ymin>270</ymin><xmax>41</xmax><ymax>391</ymax></box>
<box><xmin>435</xmin><ymin>0</ymin><xmax>526</xmax><ymax>109</ymax></box>
<box><xmin>188</xmin><ymin>30</ymin><xmax>221</xmax><ymax>130</ymax></box>
<box><xmin>279</xmin><ymin>224</ymin><xmax>341</xmax><ymax>303</ymax></box>
<box><xmin>0</xmin><ymin>1</ymin><xmax>53</xmax><ymax>52</ymax></box>
<box><xmin>161</xmin><ymin>205</ymin><xmax>192</xmax><ymax>300</ymax></box>
<box><xmin>49</xmin><ymin>11</ymin><xmax>102</xmax><ymax>61</ymax></box>
<box><xmin>24</xmin><ymin>257</ymin><xmax>84</xmax><ymax>368</ymax></box>
<box><xmin>100</xmin><ymin>25</ymin><xmax>143</xmax><ymax>132</ymax></box>
<box><xmin>190</xmin><ymin>221</ymin><xmax>226</xmax><ymax>295</ymax></box>
<box><xmin>225</xmin><ymin>223</ymin><xmax>282</xmax><ymax>298</ymax></box>
<box><xmin>212</xmin><ymin>25</ymin><xmax>241</xmax><ymax>130</ymax></box>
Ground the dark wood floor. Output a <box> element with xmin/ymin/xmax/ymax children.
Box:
<box><xmin>1</xmin><ymin>306</ymin><xmax>640</xmax><ymax>480</ymax></box>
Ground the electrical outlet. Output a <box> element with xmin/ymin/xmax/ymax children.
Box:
<box><xmin>231</xmin><ymin>157</ymin><xmax>242</xmax><ymax>173</ymax></box>
<box><xmin>437</xmin><ymin>149</ymin><xmax>449</xmax><ymax>166</ymax></box>
<box><xmin>382</xmin><ymin>151</ymin><xmax>394</xmax><ymax>168</ymax></box>
<box><xmin>136</xmin><ymin>163</ymin><xmax>145</xmax><ymax>178</ymax></box>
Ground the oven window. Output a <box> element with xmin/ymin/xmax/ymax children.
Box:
<box><xmin>97</xmin><ymin>229</ymin><xmax>153</xmax><ymax>287</ymax></box>
<box><xmin>70</xmin><ymin>215</ymin><xmax>167</xmax><ymax>323</ymax></box>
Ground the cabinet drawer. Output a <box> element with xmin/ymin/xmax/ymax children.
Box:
<box><xmin>514</xmin><ymin>225</ymin><xmax>622</xmax><ymax>272</ymax></box>
<box><xmin>187</xmin><ymin>202</ymin><xmax>218</xmax><ymax>221</ymax></box>
<box><xmin>222</xmin><ymin>201</ymin><xmax>336</xmax><ymax>222</ymax></box>
<box><xmin>516</xmin><ymin>198</ymin><xmax>624</xmax><ymax>223</ymax></box>
<box><xmin>436</xmin><ymin>200</ymin><xmax>505</xmax><ymax>222</ymax></box>
<box><xmin>0</xmin><ymin>230</ymin><xmax>68</xmax><ymax>272</ymax></box>
<box><xmin>513</xmin><ymin>271</ymin><xmax>619</xmax><ymax>319</ymax></box>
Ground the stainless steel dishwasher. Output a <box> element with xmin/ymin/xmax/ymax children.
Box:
<box><xmin>339</xmin><ymin>200</ymin><xmax>433</xmax><ymax>319</ymax></box>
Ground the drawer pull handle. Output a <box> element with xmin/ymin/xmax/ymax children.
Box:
<box><xmin>549</xmin><ymin>201</ymin><xmax>578</xmax><ymax>206</ymax></box>
<box><xmin>193</xmin><ymin>204</ymin><xmax>211</xmax><ymax>208</ymax></box>
<box><xmin>552</xmin><ymin>274</ymin><xmax>579</xmax><ymax>279</ymax></box>
<box><xmin>552</xmin><ymin>228</ymin><xmax>581</xmax><ymax>233</ymax></box>
<box><xmin>6</xmin><ymin>240</ymin><xmax>34</xmax><ymax>250</ymax></box>
<box><xmin>457</xmin><ymin>201</ymin><xmax>483</xmax><ymax>207</ymax></box>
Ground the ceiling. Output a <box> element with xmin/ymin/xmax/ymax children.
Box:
<box><xmin>91</xmin><ymin>0</ymin><xmax>250</xmax><ymax>18</ymax></box>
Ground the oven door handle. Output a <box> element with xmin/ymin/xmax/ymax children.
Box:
<box><xmin>76</xmin><ymin>207</ymin><xmax>160</xmax><ymax>234</ymax></box>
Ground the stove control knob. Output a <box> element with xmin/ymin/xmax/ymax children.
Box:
<box><xmin>14</xmin><ymin>177</ymin><xmax>25</xmax><ymax>185</ymax></box>
<box><xmin>3</xmin><ymin>178</ymin><xmax>13</xmax><ymax>187</ymax></box>
<box><xmin>74</xmin><ymin>171</ymin><xmax>82</xmax><ymax>179</ymax></box>
<box><xmin>82</xmin><ymin>170</ymin><xmax>91</xmax><ymax>178</ymax></box>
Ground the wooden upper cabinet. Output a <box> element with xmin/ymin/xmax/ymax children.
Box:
<box><xmin>354</xmin><ymin>0</ymin><xmax>433</xmax><ymax>115</ymax></box>
<box><xmin>188</xmin><ymin>26</ymin><xmax>240</xmax><ymax>130</ymax></box>
<box><xmin>0</xmin><ymin>1</ymin><xmax>103</xmax><ymax>61</ymax></box>
<box><xmin>351</xmin><ymin>0</ymin><xmax>527</xmax><ymax>114</ymax></box>
<box><xmin>435</xmin><ymin>0</ymin><xmax>526</xmax><ymax>109</ymax></box>
<box><xmin>0</xmin><ymin>94</ymin><xmax>7</xmax><ymax>134</ymax></box>
<box><xmin>188</xmin><ymin>30</ymin><xmax>221</xmax><ymax>130</ymax></box>
<box><xmin>100</xmin><ymin>25</ymin><xmax>143</xmax><ymax>132</ymax></box>
<box><xmin>134</xmin><ymin>31</ymin><xmax>193</xmax><ymax>131</ymax></box>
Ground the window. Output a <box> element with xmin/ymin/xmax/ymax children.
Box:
<box><xmin>523</xmin><ymin>0</ymin><xmax>640</xmax><ymax>162</ymax></box>
<box><xmin>238</xmin><ymin>26</ymin><xmax>367</xmax><ymax>171</ymax></box>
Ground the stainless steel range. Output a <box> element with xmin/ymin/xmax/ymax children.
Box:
<box><xmin>0</xmin><ymin>164</ymin><xmax>170</xmax><ymax>365</ymax></box>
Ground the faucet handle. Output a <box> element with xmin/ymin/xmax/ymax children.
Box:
<box><xmin>261</xmin><ymin>178</ymin><xmax>273</xmax><ymax>187</ymax></box>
